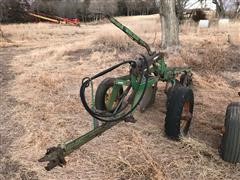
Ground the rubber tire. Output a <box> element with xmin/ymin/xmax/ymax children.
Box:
<box><xmin>220</xmin><ymin>102</ymin><xmax>240</xmax><ymax>163</ymax></box>
<box><xmin>165</xmin><ymin>87</ymin><xmax>194</xmax><ymax>139</ymax></box>
<box><xmin>95</xmin><ymin>78</ymin><xmax>123</xmax><ymax>112</ymax></box>
<box><xmin>166</xmin><ymin>80</ymin><xmax>182</xmax><ymax>97</ymax></box>
<box><xmin>180</xmin><ymin>73</ymin><xmax>193</xmax><ymax>87</ymax></box>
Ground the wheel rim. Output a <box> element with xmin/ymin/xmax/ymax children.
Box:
<box><xmin>180</xmin><ymin>101</ymin><xmax>192</xmax><ymax>136</ymax></box>
<box><xmin>104</xmin><ymin>87</ymin><xmax>121</xmax><ymax>112</ymax></box>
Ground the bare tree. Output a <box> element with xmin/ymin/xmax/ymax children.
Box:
<box><xmin>159</xmin><ymin>0</ymin><xmax>179</xmax><ymax>49</ymax></box>
<box><xmin>176</xmin><ymin>0</ymin><xmax>189</xmax><ymax>21</ymax></box>
<box><xmin>89</xmin><ymin>0</ymin><xmax>117</xmax><ymax>18</ymax></box>
<box><xmin>0</xmin><ymin>0</ymin><xmax>5</xmax><ymax>22</ymax></box>
<box><xmin>233</xmin><ymin>0</ymin><xmax>240</xmax><ymax>18</ymax></box>
<box><xmin>32</xmin><ymin>0</ymin><xmax>59</xmax><ymax>16</ymax></box>
<box><xmin>213</xmin><ymin>0</ymin><xmax>225</xmax><ymax>17</ymax></box>
<box><xmin>122</xmin><ymin>0</ymin><xmax>157</xmax><ymax>16</ymax></box>
<box><xmin>0</xmin><ymin>0</ymin><xmax>29</xmax><ymax>23</ymax></box>
<box><xmin>237</xmin><ymin>2</ymin><xmax>240</xmax><ymax>18</ymax></box>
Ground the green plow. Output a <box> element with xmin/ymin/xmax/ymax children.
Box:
<box><xmin>39</xmin><ymin>15</ymin><xmax>193</xmax><ymax>171</ymax></box>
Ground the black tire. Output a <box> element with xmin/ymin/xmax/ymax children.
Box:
<box><xmin>165</xmin><ymin>80</ymin><xmax>182</xmax><ymax>110</ymax></box>
<box><xmin>180</xmin><ymin>73</ymin><xmax>193</xmax><ymax>87</ymax></box>
<box><xmin>165</xmin><ymin>87</ymin><xmax>194</xmax><ymax>139</ymax></box>
<box><xmin>220</xmin><ymin>102</ymin><xmax>240</xmax><ymax>163</ymax></box>
<box><xmin>95</xmin><ymin>78</ymin><xmax>123</xmax><ymax>112</ymax></box>
<box><xmin>165</xmin><ymin>80</ymin><xmax>182</xmax><ymax>97</ymax></box>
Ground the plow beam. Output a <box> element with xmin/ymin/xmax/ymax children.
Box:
<box><xmin>39</xmin><ymin>121</ymin><xmax>121</xmax><ymax>171</ymax></box>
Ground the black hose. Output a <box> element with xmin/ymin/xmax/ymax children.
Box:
<box><xmin>80</xmin><ymin>57</ymin><xmax>149</xmax><ymax>122</ymax></box>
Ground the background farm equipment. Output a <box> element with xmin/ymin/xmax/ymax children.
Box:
<box><xmin>39</xmin><ymin>15</ymin><xmax>194</xmax><ymax>171</ymax></box>
<box><xmin>27</xmin><ymin>12</ymin><xmax>80</xmax><ymax>26</ymax></box>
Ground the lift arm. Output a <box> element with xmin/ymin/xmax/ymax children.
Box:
<box><xmin>106</xmin><ymin>15</ymin><xmax>154</xmax><ymax>55</ymax></box>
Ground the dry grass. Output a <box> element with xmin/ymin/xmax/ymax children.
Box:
<box><xmin>95</xmin><ymin>15</ymin><xmax>160</xmax><ymax>53</ymax></box>
<box><xmin>1</xmin><ymin>15</ymin><xmax>240</xmax><ymax>179</ymax></box>
<box><xmin>97</xmin><ymin>32</ymin><xmax>135</xmax><ymax>51</ymax></box>
<box><xmin>180</xmin><ymin>43</ymin><xmax>239</xmax><ymax>72</ymax></box>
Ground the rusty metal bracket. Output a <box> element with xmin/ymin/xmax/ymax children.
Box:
<box><xmin>38</xmin><ymin>147</ymin><xmax>66</xmax><ymax>171</ymax></box>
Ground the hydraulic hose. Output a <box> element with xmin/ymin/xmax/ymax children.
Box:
<box><xmin>80</xmin><ymin>56</ymin><xmax>150</xmax><ymax>122</ymax></box>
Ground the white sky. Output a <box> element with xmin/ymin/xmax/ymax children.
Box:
<box><xmin>186</xmin><ymin>0</ymin><xmax>216</xmax><ymax>10</ymax></box>
<box><xmin>186</xmin><ymin>0</ymin><xmax>239</xmax><ymax>10</ymax></box>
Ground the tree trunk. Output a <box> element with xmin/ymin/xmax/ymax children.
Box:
<box><xmin>218</xmin><ymin>0</ymin><xmax>225</xmax><ymax>18</ymax></box>
<box><xmin>159</xmin><ymin>0</ymin><xmax>179</xmax><ymax>49</ymax></box>
<box><xmin>213</xmin><ymin>0</ymin><xmax>225</xmax><ymax>18</ymax></box>
<box><xmin>234</xmin><ymin>2</ymin><xmax>240</xmax><ymax>18</ymax></box>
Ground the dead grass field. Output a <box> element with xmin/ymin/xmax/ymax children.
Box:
<box><xmin>0</xmin><ymin>15</ymin><xmax>240</xmax><ymax>179</ymax></box>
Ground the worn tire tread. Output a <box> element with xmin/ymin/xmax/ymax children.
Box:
<box><xmin>221</xmin><ymin>102</ymin><xmax>240</xmax><ymax>163</ymax></box>
<box><xmin>165</xmin><ymin>87</ymin><xmax>194</xmax><ymax>139</ymax></box>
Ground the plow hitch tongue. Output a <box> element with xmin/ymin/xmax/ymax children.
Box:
<box><xmin>38</xmin><ymin>147</ymin><xmax>66</xmax><ymax>171</ymax></box>
<box><xmin>39</xmin><ymin>121</ymin><xmax>121</xmax><ymax>171</ymax></box>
